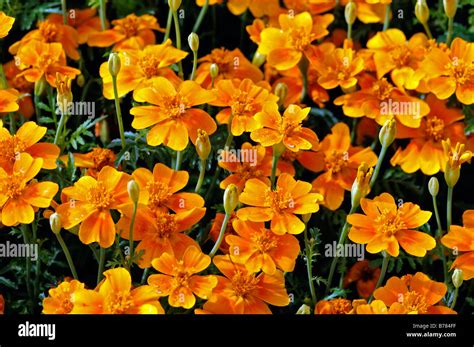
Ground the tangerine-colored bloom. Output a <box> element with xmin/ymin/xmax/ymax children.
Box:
<box><xmin>374</xmin><ymin>272</ymin><xmax>456</xmax><ymax>314</ymax></box>
<box><xmin>16</xmin><ymin>41</ymin><xmax>80</xmax><ymax>87</ymax></box>
<box><xmin>202</xmin><ymin>255</ymin><xmax>289</xmax><ymax>314</ymax></box>
<box><xmin>210</xmin><ymin>78</ymin><xmax>278</xmax><ymax>136</ymax></box>
<box><xmin>264</xmin><ymin>64</ymin><xmax>306</xmax><ymax>107</ymax></box>
<box><xmin>209</xmin><ymin>212</ymin><xmax>238</xmax><ymax>253</ymax></box>
<box><xmin>88</xmin><ymin>13</ymin><xmax>164</xmax><ymax>51</ymax></box>
<box><xmin>195</xmin><ymin>48</ymin><xmax>263</xmax><ymax>88</ymax></box>
<box><xmin>9</xmin><ymin>19</ymin><xmax>80</xmax><ymax>60</ymax></box>
<box><xmin>334</xmin><ymin>74</ymin><xmax>430</xmax><ymax>128</ymax></box>
<box><xmin>226</xmin><ymin>219</ymin><xmax>300</xmax><ymax>274</ymax></box>
<box><xmin>218</xmin><ymin>142</ymin><xmax>273</xmax><ymax>191</ymax></box>
<box><xmin>257</xmin><ymin>11</ymin><xmax>333</xmax><ymax>70</ymax></box>
<box><xmin>237</xmin><ymin>173</ymin><xmax>322</xmax><ymax>235</ymax></box>
<box><xmin>0</xmin><ymin>11</ymin><xmax>14</xmax><ymax>38</ymax></box>
<box><xmin>57</xmin><ymin>166</ymin><xmax>131</xmax><ymax>248</ymax></box>
<box><xmin>70</xmin><ymin>147</ymin><xmax>116</xmax><ymax>178</ymax></box>
<box><xmin>0</xmin><ymin>121</ymin><xmax>60</xmax><ymax>171</ymax></box>
<box><xmin>251</xmin><ymin>103</ymin><xmax>319</xmax><ymax>152</ymax></box>
<box><xmin>348</xmin><ymin>193</ymin><xmax>435</xmax><ymax>257</ymax></box>
<box><xmin>390</xmin><ymin>94</ymin><xmax>466</xmax><ymax>175</ymax></box>
<box><xmin>315</xmin><ymin>298</ymin><xmax>354</xmax><ymax>314</ymax></box>
<box><xmin>441</xmin><ymin>210</ymin><xmax>474</xmax><ymax>280</ymax></box>
<box><xmin>130</xmin><ymin>78</ymin><xmax>216</xmax><ymax>151</ymax></box>
<box><xmin>48</xmin><ymin>8</ymin><xmax>102</xmax><ymax>44</ymax></box>
<box><xmin>148</xmin><ymin>246</ymin><xmax>217</xmax><ymax>309</ymax></box>
<box><xmin>99</xmin><ymin>40</ymin><xmax>187</xmax><ymax>99</ymax></box>
<box><xmin>42</xmin><ymin>279</ymin><xmax>85</xmax><ymax>314</ymax></box>
<box><xmin>421</xmin><ymin>38</ymin><xmax>474</xmax><ymax>105</ymax></box>
<box><xmin>355</xmin><ymin>300</ymin><xmax>388</xmax><ymax>314</ymax></box>
<box><xmin>227</xmin><ymin>0</ymin><xmax>282</xmax><ymax>17</ymax></box>
<box><xmin>132</xmin><ymin>163</ymin><xmax>204</xmax><ymax>214</ymax></box>
<box><xmin>366</xmin><ymin>29</ymin><xmax>429</xmax><ymax>90</ymax></box>
<box><xmin>0</xmin><ymin>153</ymin><xmax>58</xmax><ymax>226</ymax></box>
<box><xmin>343</xmin><ymin>260</ymin><xmax>380</xmax><ymax>298</ymax></box>
<box><xmin>0</xmin><ymin>89</ymin><xmax>19</xmax><ymax>113</ymax></box>
<box><xmin>3</xmin><ymin>61</ymin><xmax>34</xmax><ymax>118</ymax></box>
<box><xmin>71</xmin><ymin>268</ymin><xmax>164</xmax><ymax>314</ymax></box>
<box><xmin>117</xmin><ymin>207</ymin><xmax>204</xmax><ymax>268</ymax></box>
<box><xmin>308</xmin><ymin>122</ymin><xmax>377</xmax><ymax>210</ymax></box>
<box><xmin>196</xmin><ymin>0</ymin><xmax>223</xmax><ymax>5</ymax></box>
<box><xmin>442</xmin><ymin>139</ymin><xmax>472</xmax><ymax>172</ymax></box>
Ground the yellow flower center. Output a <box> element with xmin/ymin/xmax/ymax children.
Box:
<box><xmin>2</xmin><ymin>172</ymin><xmax>26</xmax><ymax>200</ymax></box>
<box><xmin>91</xmin><ymin>148</ymin><xmax>116</xmax><ymax>172</ymax></box>
<box><xmin>372</xmin><ymin>79</ymin><xmax>394</xmax><ymax>100</ymax></box>
<box><xmin>288</xmin><ymin>27</ymin><xmax>312</xmax><ymax>51</ymax></box>
<box><xmin>389</xmin><ymin>46</ymin><xmax>411</xmax><ymax>68</ymax></box>
<box><xmin>56</xmin><ymin>285</ymin><xmax>74</xmax><ymax>313</ymax></box>
<box><xmin>119</xmin><ymin>15</ymin><xmax>139</xmax><ymax>37</ymax></box>
<box><xmin>146</xmin><ymin>181</ymin><xmax>172</xmax><ymax>211</ymax></box>
<box><xmin>402</xmin><ymin>291</ymin><xmax>428</xmax><ymax>313</ymax></box>
<box><xmin>0</xmin><ymin>135</ymin><xmax>27</xmax><ymax>166</ymax></box>
<box><xmin>251</xmin><ymin>228</ymin><xmax>278</xmax><ymax>253</ymax></box>
<box><xmin>235</xmin><ymin>165</ymin><xmax>263</xmax><ymax>182</ymax></box>
<box><xmin>231</xmin><ymin>270</ymin><xmax>260</xmax><ymax>298</ymax></box>
<box><xmin>281</xmin><ymin>117</ymin><xmax>302</xmax><ymax>137</ymax></box>
<box><xmin>87</xmin><ymin>182</ymin><xmax>114</xmax><ymax>210</ymax></box>
<box><xmin>325</xmin><ymin>150</ymin><xmax>348</xmax><ymax>174</ymax></box>
<box><xmin>265</xmin><ymin>188</ymin><xmax>293</xmax><ymax>213</ymax></box>
<box><xmin>161</xmin><ymin>94</ymin><xmax>188</xmax><ymax>120</ymax></box>
<box><xmin>37</xmin><ymin>53</ymin><xmax>56</xmax><ymax>71</ymax></box>
<box><xmin>331</xmin><ymin>298</ymin><xmax>352</xmax><ymax>314</ymax></box>
<box><xmin>375</xmin><ymin>209</ymin><xmax>406</xmax><ymax>236</ymax></box>
<box><xmin>105</xmin><ymin>291</ymin><xmax>133</xmax><ymax>314</ymax></box>
<box><xmin>152</xmin><ymin>213</ymin><xmax>177</xmax><ymax>240</ymax></box>
<box><xmin>39</xmin><ymin>21</ymin><xmax>60</xmax><ymax>42</ymax></box>
<box><xmin>138</xmin><ymin>53</ymin><xmax>162</xmax><ymax>79</ymax></box>
<box><xmin>424</xmin><ymin>116</ymin><xmax>445</xmax><ymax>142</ymax></box>
<box><xmin>231</xmin><ymin>91</ymin><xmax>258</xmax><ymax>118</ymax></box>
<box><xmin>209</xmin><ymin>49</ymin><xmax>233</xmax><ymax>75</ymax></box>
<box><xmin>446</xmin><ymin>58</ymin><xmax>473</xmax><ymax>85</ymax></box>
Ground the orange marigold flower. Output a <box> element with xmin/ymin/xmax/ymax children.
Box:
<box><xmin>348</xmin><ymin>193</ymin><xmax>435</xmax><ymax>257</ymax></box>
<box><xmin>209</xmin><ymin>212</ymin><xmax>238</xmax><ymax>253</ymax></box>
<box><xmin>0</xmin><ymin>11</ymin><xmax>14</xmax><ymax>38</ymax></box>
<box><xmin>9</xmin><ymin>19</ymin><xmax>80</xmax><ymax>60</ymax></box>
<box><xmin>257</xmin><ymin>11</ymin><xmax>333</xmax><ymax>70</ymax></box>
<box><xmin>374</xmin><ymin>272</ymin><xmax>456</xmax><ymax>314</ymax></box>
<box><xmin>315</xmin><ymin>298</ymin><xmax>354</xmax><ymax>314</ymax></box>
<box><xmin>57</xmin><ymin>166</ymin><xmax>131</xmax><ymax>248</ymax></box>
<box><xmin>218</xmin><ymin>142</ymin><xmax>273</xmax><ymax>191</ymax></box>
<box><xmin>118</xmin><ymin>207</ymin><xmax>204</xmax><ymax>268</ymax></box>
<box><xmin>0</xmin><ymin>153</ymin><xmax>58</xmax><ymax>226</ymax></box>
<box><xmin>195</xmin><ymin>48</ymin><xmax>263</xmax><ymax>88</ymax></box>
<box><xmin>88</xmin><ymin>13</ymin><xmax>164</xmax><ymax>51</ymax></box>
<box><xmin>210</xmin><ymin>78</ymin><xmax>278</xmax><ymax>136</ymax></box>
<box><xmin>0</xmin><ymin>121</ymin><xmax>60</xmax><ymax>171</ymax></box>
<box><xmin>0</xmin><ymin>89</ymin><xmax>19</xmax><ymax>113</ymax></box>
<box><xmin>148</xmin><ymin>246</ymin><xmax>217</xmax><ymax>309</ymax></box>
<box><xmin>70</xmin><ymin>147</ymin><xmax>116</xmax><ymax>178</ymax></box>
<box><xmin>308</xmin><ymin>122</ymin><xmax>377</xmax><ymax>210</ymax></box>
<box><xmin>226</xmin><ymin>219</ymin><xmax>300</xmax><ymax>274</ymax></box>
<box><xmin>227</xmin><ymin>0</ymin><xmax>282</xmax><ymax>17</ymax></box>
<box><xmin>48</xmin><ymin>8</ymin><xmax>103</xmax><ymax>44</ymax></box>
<box><xmin>99</xmin><ymin>40</ymin><xmax>187</xmax><ymax>99</ymax></box>
<box><xmin>421</xmin><ymin>37</ymin><xmax>473</xmax><ymax>105</ymax></box>
<box><xmin>237</xmin><ymin>173</ymin><xmax>322</xmax><ymax>235</ymax></box>
<box><xmin>202</xmin><ymin>254</ymin><xmax>289</xmax><ymax>314</ymax></box>
<box><xmin>196</xmin><ymin>0</ymin><xmax>223</xmax><ymax>5</ymax></box>
<box><xmin>390</xmin><ymin>94</ymin><xmax>466</xmax><ymax>175</ymax></box>
<box><xmin>3</xmin><ymin>61</ymin><xmax>34</xmax><ymax>118</ymax></box>
<box><xmin>16</xmin><ymin>41</ymin><xmax>80</xmax><ymax>87</ymax></box>
<box><xmin>355</xmin><ymin>300</ymin><xmax>388</xmax><ymax>314</ymax></box>
<box><xmin>71</xmin><ymin>268</ymin><xmax>164</xmax><ymax>314</ymax></box>
<box><xmin>130</xmin><ymin>77</ymin><xmax>216</xmax><ymax>151</ymax></box>
<box><xmin>343</xmin><ymin>260</ymin><xmax>380</xmax><ymax>298</ymax></box>
<box><xmin>334</xmin><ymin>74</ymin><xmax>430</xmax><ymax>128</ymax></box>
<box><xmin>42</xmin><ymin>279</ymin><xmax>84</xmax><ymax>314</ymax></box>
<box><xmin>251</xmin><ymin>102</ymin><xmax>319</xmax><ymax>152</ymax></box>
<box><xmin>441</xmin><ymin>210</ymin><xmax>474</xmax><ymax>280</ymax></box>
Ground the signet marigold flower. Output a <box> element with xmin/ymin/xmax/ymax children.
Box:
<box><xmin>0</xmin><ymin>11</ymin><xmax>14</xmax><ymax>39</ymax></box>
<box><xmin>47</xmin><ymin>8</ymin><xmax>102</xmax><ymax>44</ymax></box>
<box><xmin>42</xmin><ymin>279</ymin><xmax>84</xmax><ymax>314</ymax></box>
<box><xmin>68</xmin><ymin>147</ymin><xmax>117</xmax><ymax>178</ymax></box>
<box><xmin>0</xmin><ymin>89</ymin><xmax>19</xmax><ymax>113</ymax></box>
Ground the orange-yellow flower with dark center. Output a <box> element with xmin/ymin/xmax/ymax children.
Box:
<box><xmin>69</xmin><ymin>147</ymin><xmax>116</xmax><ymax>178</ymax></box>
<box><xmin>199</xmin><ymin>254</ymin><xmax>289</xmax><ymax>314</ymax></box>
<box><xmin>307</xmin><ymin>122</ymin><xmax>377</xmax><ymax>210</ymax></box>
<box><xmin>99</xmin><ymin>40</ymin><xmax>187</xmax><ymax>100</ymax></box>
<box><xmin>131</xmin><ymin>78</ymin><xmax>216</xmax><ymax>151</ymax></box>
<box><xmin>421</xmin><ymin>38</ymin><xmax>473</xmax><ymax>105</ymax></box>
<box><xmin>0</xmin><ymin>11</ymin><xmax>14</xmax><ymax>38</ymax></box>
<box><xmin>57</xmin><ymin>166</ymin><xmax>130</xmax><ymax>248</ymax></box>
<box><xmin>148</xmin><ymin>246</ymin><xmax>217</xmax><ymax>309</ymax></box>
<box><xmin>42</xmin><ymin>279</ymin><xmax>84</xmax><ymax>314</ymax></box>
<box><xmin>211</xmin><ymin>78</ymin><xmax>278</xmax><ymax>136</ymax></box>
<box><xmin>0</xmin><ymin>89</ymin><xmax>19</xmax><ymax>113</ymax></box>
<box><xmin>251</xmin><ymin>102</ymin><xmax>319</xmax><ymax>153</ymax></box>
<box><xmin>16</xmin><ymin>41</ymin><xmax>80</xmax><ymax>87</ymax></box>
<box><xmin>0</xmin><ymin>153</ymin><xmax>58</xmax><ymax>226</ymax></box>
<box><xmin>390</xmin><ymin>94</ymin><xmax>466</xmax><ymax>175</ymax></box>
<box><xmin>258</xmin><ymin>11</ymin><xmax>333</xmax><ymax>70</ymax></box>
<box><xmin>442</xmin><ymin>210</ymin><xmax>474</xmax><ymax>280</ymax></box>
<box><xmin>348</xmin><ymin>193</ymin><xmax>435</xmax><ymax>257</ymax></box>
<box><xmin>0</xmin><ymin>121</ymin><xmax>60</xmax><ymax>172</ymax></box>
<box><xmin>226</xmin><ymin>219</ymin><xmax>300</xmax><ymax>274</ymax></box>
<box><xmin>343</xmin><ymin>260</ymin><xmax>380</xmax><ymax>299</ymax></box>
<box><xmin>47</xmin><ymin>8</ymin><xmax>102</xmax><ymax>44</ymax></box>
<box><xmin>237</xmin><ymin>173</ymin><xmax>322</xmax><ymax>235</ymax></box>
<box><xmin>88</xmin><ymin>13</ymin><xmax>164</xmax><ymax>51</ymax></box>
<box><xmin>71</xmin><ymin>268</ymin><xmax>164</xmax><ymax>314</ymax></box>
<box><xmin>374</xmin><ymin>272</ymin><xmax>456</xmax><ymax>314</ymax></box>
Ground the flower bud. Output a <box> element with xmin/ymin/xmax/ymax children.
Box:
<box><xmin>252</xmin><ymin>52</ymin><xmax>266</xmax><ymax>67</ymax></box>
<box><xmin>275</xmin><ymin>82</ymin><xmax>288</xmax><ymax>108</ymax></box>
<box><xmin>302</xmin><ymin>213</ymin><xmax>312</xmax><ymax>224</ymax></box>
<box><xmin>345</xmin><ymin>1</ymin><xmax>357</xmax><ymax>26</ymax></box>
<box><xmin>379</xmin><ymin>119</ymin><xmax>396</xmax><ymax>148</ymax></box>
<box><xmin>168</xmin><ymin>0</ymin><xmax>182</xmax><ymax>11</ymax></box>
<box><xmin>196</xmin><ymin>129</ymin><xmax>211</xmax><ymax>161</ymax></box>
<box><xmin>210</xmin><ymin>63</ymin><xmax>219</xmax><ymax>80</ymax></box>
<box><xmin>415</xmin><ymin>0</ymin><xmax>430</xmax><ymax>25</ymax></box>
<box><xmin>428</xmin><ymin>177</ymin><xmax>439</xmax><ymax>197</ymax></box>
<box><xmin>442</xmin><ymin>139</ymin><xmax>472</xmax><ymax>188</ymax></box>
<box><xmin>56</xmin><ymin>73</ymin><xmax>73</xmax><ymax>115</ymax></box>
<box><xmin>127</xmin><ymin>180</ymin><xmax>140</xmax><ymax>204</ymax></box>
<box><xmin>76</xmin><ymin>74</ymin><xmax>85</xmax><ymax>88</ymax></box>
<box><xmin>351</xmin><ymin>162</ymin><xmax>373</xmax><ymax>207</ymax></box>
<box><xmin>188</xmin><ymin>32</ymin><xmax>199</xmax><ymax>52</ymax></box>
<box><xmin>452</xmin><ymin>269</ymin><xmax>463</xmax><ymax>288</ymax></box>
<box><xmin>223</xmin><ymin>184</ymin><xmax>239</xmax><ymax>215</ymax></box>
<box><xmin>296</xmin><ymin>304</ymin><xmax>311</xmax><ymax>314</ymax></box>
<box><xmin>34</xmin><ymin>76</ymin><xmax>47</xmax><ymax>97</ymax></box>
<box><xmin>50</xmin><ymin>213</ymin><xmax>62</xmax><ymax>235</ymax></box>
<box><xmin>443</xmin><ymin>0</ymin><xmax>458</xmax><ymax>19</ymax></box>
<box><xmin>108</xmin><ymin>53</ymin><xmax>121</xmax><ymax>77</ymax></box>
<box><xmin>444</xmin><ymin>166</ymin><xmax>460</xmax><ymax>188</ymax></box>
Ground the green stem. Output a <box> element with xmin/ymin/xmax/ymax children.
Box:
<box><xmin>56</xmin><ymin>233</ymin><xmax>78</xmax><ymax>280</ymax></box>
<box><xmin>369</xmin><ymin>252</ymin><xmax>389</xmax><ymax>303</ymax></box>
<box><xmin>304</xmin><ymin>223</ymin><xmax>317</xmax><ymax>304</ymax></box>
<box><xmin>447</xmin><ymin>186</ymin><xmax>453</xmax><ymax>233</ymax></box>
<box><xmin>141</xmin><ymin>268</ymin><xmax>150</xmax><ymax>285</ymax></box>
<box><xmin>61</xmin><ymin>0</ymin><xmax>67</xmax><ymax>24</ymax></box>
<box><xmin>99</xmin><ymin>0</ymin><xmax>107</xmax><ymax>31</ymax></box>
<box><xmin>89</xmin><ymin>244</ymin><xmax>99</xmax><ymax>263</ymax></box>
<box><xmin>450</xmin><ymin>287</ymin><xmax>458</xmax><ymax>309</ymax></box>
<box><xmin>97</xmin><ymin>247</ymin><xmax>105</xmax><ymax>285</ymax></box>
<box><xmin>163</xmin><ymin>9</ymin><xmax>173</xmax><ymax>42</ymax></box>
<box><xmin>128</xmin><ymin>201</ymin><xmax>138</xmax><ymax>269</ymax></box>
<box><xmin>433</xmin><ymin>195</ymin><xmax>447</xmax><ymax>284</ymax></box>
<box><xmin>9</xmin><ymin>113</ymin><xmax>16</xmax><ymax>134</ymax></box>
<box><xmin>298</xmin><ymin>57</ymin><xmax>309</xmax><ymax>103</ymax></box>
<box><xmin>193</xmin><ymin>0</ymin><xmax>209</xmax><ymax>33</ymax></box>
<box><xmin>111</xmin><ymin>76</ymin><xmax>126</xmax><ymax>150</ymax></box>
<box><xmin>54</xmin><ymin>109</ymin><xmax>68</xmax><ymax>148</ymax></box>
<box><xmin>369</xmin><ymin>145</ymin><xmax>388</xmax><ymax>188</ymax></box>
<box><xmin>190</xmin><ymin>50</ymin><xmax>198</xmax><ymax>81</ymax></box>
<box><xmin>195</xmin><ymin>159</ymin><xmax>206</xmax><ymax>192</ymax></box>
<box><xmin>422</xmin><ymin>22</ymin><xmax>433</xmax><ymax>40</ymax></box>
<box><xmin>209</xmin><ymin>212</ymin><xmax>231</xmax><ymax>257</ymax></box>
<box><xmin>47</xmin><ymin>86</ymin><xmax>58</xmax><ymax>128</ymax></box>
<box><xmin>347</xmin><ymin>22</ymin><xmax>352</xmax><ymax>40</ymax></box>
<box><xmin>383</xmin><ymin>4</ymin><xmax>390</xmax><ymax>31</ymax></box>
<box><xmin>270</xmin><ymin>150</ymin><xmax>280</xmax><ymax>189</ymax></box>
<box><xmin>20</xmin><ymin>224</ymin><xmax>33</xmax><ymax>310</ymax></box>
<box><xmin>446</xmin><ymin>16</ymin><xmax>454</xmax><ymax>46</ymax></box>
<box><xmin>175</xmin><ymin>150</ymin><xmax>183</xmax><ymax>171</ymax></box>
<box><xmin>172</xmin><ymin>10</ymin><xmax>184</xmax><ymax>79</ymax></box>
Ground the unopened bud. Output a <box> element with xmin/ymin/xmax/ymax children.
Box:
<box><xmin>345</xmin><ymin>1</ymin><xmax>357</xmax><ymax>26</ymax></box>
<box><xmin>168</xmin><ymin>0</ymin><xmax>182</xmax><ymax>11</ymax></box>
<box><xmin>351</xmin><ymin>162</ymin><xmax>373</xmax><ymax>207</ymax></box>
<box><xmin>210</xmin><ymin>63</ymin><xmax>219</xmax><ymax>80</ymax></box>
<box><xmin>34</xmin><ymin>76</ymin><xmax>47</xmax><ymax>97</ymax></box>
<box><xmin>452</xmin><ymin>269</ymin><xmax>463</xmax><ymax>288</ymax></box>
<box><xmin>275</xmin><ymin>83</ymin><xmax>288</xmax><ymax>108</ymax></box>
<box><xmin>443</xmin><ymin>0</ymin><xmax>458</xmax><ymax>19</ymax></box>
<box><xmin>379</xmin><ymin>119</ymin><xmax>396</xmax><ymax>148</ymax></box>
<box><xmin>127</xmin><ymin>180</ymin><xmax>140</xmax><ymax>204</ymax></box>
<box><xmin>76</xmin><ymin>74</ymin><xmax>85</xmax><ymax>88</ymax></box>
<box><xmin>224</xmin><ymin>184</ymin><xmax>239</xmax><ymax>214</ymax></box>
<box><xmin>252</xmin><ymin>52</ymin><xmax>266</xmax><ymax>67</ymax></box>
<box><xmin>428</xmin><ymin>177</ymin><xmax>439</xmax><ymax>197</ymax></box>
<box><xmin>196</xmin><ymin>129</ymin><xmax>211</xmax><ymax>161</ymax></box>
<box><xmin>108</xmin><ymin>53</ymin><xmax>121</xmax><ymax>77</ymax></box>
<box><xmin>302</xmin><ymin>213</ymin><xmax>312</xmax><ymax>224</ymax></box>
<box><xmin>444</xmin><ymin>165</ymin><xmax>460</xmax><ymax>188</ymax></box>
<box><xmin>296</xmin><ymin>304</ymin><xmax>311</xmax><ymax>314</ymax></box>
<box><xmin>415</xmin><ymin>0</ymin><xmax>430</xmax><ymax>24</ymax></box>
<box><xmin>50</xmin><ymin>213</ymin><xmax>62</xmax><ymax>234</ymax></box>
<box><xmin>188</xmin><ymin>32</ymin><xmax>199</xmax><ymax>52</ymax></box>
